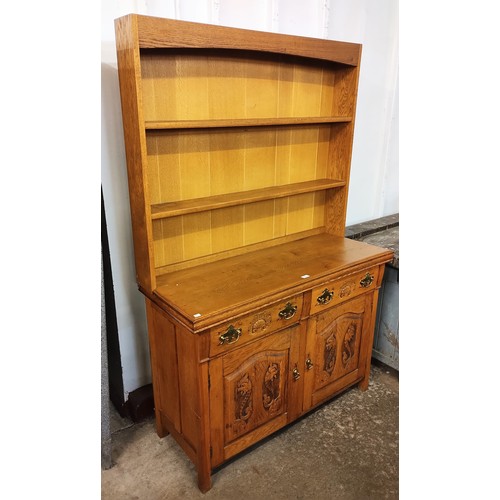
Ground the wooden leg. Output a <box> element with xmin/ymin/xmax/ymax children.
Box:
<box><xmin>358</xmin><ymin>368</ymin><xmax>371</xmax><ymax>391</ymax></box>
<box><xmin>197</xmin><ymin>468</ymin><xmax>212</xmax><ymax>493</ymax></box>
<box><xmin>358</xmin><ymin>288</ymin><xmax>380</xmax><ymax>392</ymax></box>
<box><xmin>155</xmin><ymin>410</ymin><xmax>170</xmax><ymax>438</ymax></box>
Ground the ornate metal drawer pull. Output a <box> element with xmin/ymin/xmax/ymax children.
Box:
<box><xmin>360</xmin><ymin>273</ymin><xmax>374</xmax><ymax>288</ymax></box>
<box><xmin>218</xmin><ymin>325</ymin><xmax>242</xmax><ymax>345</ymax></box>
<box><xmin>317</xmin><ymin>288</ymin><xmax>333</xmax><ymax>305</ymax></box>
<box><xmin>305</xmin><ymin>357</ymin><xmax>314</xmax><ymax>370</ymax></box>
<box><xmin>292</xmin><ymin>366</ymin><xmax>301</xmax><ymax>381</ymax></box>
<box><xmin>278</xmin><ymin>302</ymin><xmax>298</xmax><ymax>320</ymax></box>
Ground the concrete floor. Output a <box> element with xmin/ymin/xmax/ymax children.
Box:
<box><xmin>102</xmin><ymin>363</ymin><xmax>398</xmax><ymax>499</ymax></box>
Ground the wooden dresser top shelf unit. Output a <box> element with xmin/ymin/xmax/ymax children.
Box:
<box><xmin>115</xmin><ymin>14</ymin><xmax>394</xmax><ymax>493</ymax></box>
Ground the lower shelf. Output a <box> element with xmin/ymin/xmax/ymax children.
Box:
<box><xmin>151</xmin><ymin>178</ymin><xmax>346</xmax><ymax>219</ymax></box>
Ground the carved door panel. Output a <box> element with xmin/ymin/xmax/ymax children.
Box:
<box><xmin>303</xmin><ymin>294</ymin><xmax>372</xmax><ymax>410</ymax></box>
<box><xmin>209</xmin><ymin>325</ymin><xmax>301</xmax><ymax>466</ymax></box>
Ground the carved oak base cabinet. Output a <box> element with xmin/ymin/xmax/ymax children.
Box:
<box><xmin>114</xmin><ymin>14</ymin><xmax>394</xmax><ymax>493</ymax></box>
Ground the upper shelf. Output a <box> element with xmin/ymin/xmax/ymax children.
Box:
<box><xmin>151</xmin><ymin>178</ymin><xmax>346</xmax><ymax>219</ymax></box>
<box><xmin>145</xmin><ymin>116</ymin><xmax>353</xmax><ymax>131</ymax></box>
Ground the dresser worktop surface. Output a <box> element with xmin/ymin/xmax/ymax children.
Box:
<box><xmin>154</xmin><ymin>234</ymin><xmax>393</xmax><ymax>327</ymax></box>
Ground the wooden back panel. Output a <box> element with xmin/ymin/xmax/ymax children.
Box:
<box><xmin>140</xmin><ymin>49</ymin><xmax>342</xmax><ymax>121</ymax></box>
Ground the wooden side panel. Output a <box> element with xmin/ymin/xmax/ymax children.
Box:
<box><xmin>324</xmin><ymin>123</ymin><xmax>355</xmax><ymax>235</ymax></box>
<box><xmin>145</xmin><ymin>300</ymin><xmax>181</xmax><ymax>436</ymax></box>
<box><xmin>331</xmin><ymin>66</ymin><xmax>359</xmax><ymax>117</ymax></box>
<box><xmin>325</xmin><ymin>65</ymin><xmax>361</xmax><ymax>235</ymax></box>
<box><xmin>176</xmin><ymin>325</ymin><xmax>200</xmax><ymax>451</ymax></box>
<box><xmin>115</xmin><ymin>16</ymin><xmax>156</xmax><ymax>292</ymax></box>
<box><xmin>196</xmin><ymin>358</ymin><xmax>212</xmax><ymax>493</ymax></box>
<box><xmin>146</xmin><ymin>300</ymin><xmax>212</xmax><ymax>490</ymax></box>
<box><xmin>358</xmin><ymin>290</ymin><xmax>379</xmax><ymax>391</ymax></box>
<box><xmin>209</xmin><ymin>356</ymin><xmax>224</xmax><ymax>467</ymax></box>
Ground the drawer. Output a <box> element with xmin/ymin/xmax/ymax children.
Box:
<box><xmin>309</xmin><ymin>266</ymin><xmax>379</xmax><ymax>316</ymax></box>
<box><xmin>209</xmin><ymin>295</ymin><xmax>303</xmax><ymax>356</ymax></box>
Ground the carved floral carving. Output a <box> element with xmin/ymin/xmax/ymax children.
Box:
<box><xmin>262</xmin><ymin>363</ymin><xmax>281</xmax><ymax>413</ymax></box>
<box><xmin>250</xmin><ymin>312</ymin><xmax>272</xmax><ymax>334</ymax></box>
<box><xmin>235</xmin><ymin>373</ymin><xmax>253</xmax><ymax>423</ymax></box>
<box><xmin>339</xmin><ymin>281</ymin><xmax>355</xmax><ymax>298</ymax></box>
<box><xmin>342</xmin><ymin>323</ymin><xmax>357</xmax><ymax>368</ymax></box>
<box><xmin>323</xmin><ymin>332</ymin><xmax>337</xmax><ymax>375</ymax></box>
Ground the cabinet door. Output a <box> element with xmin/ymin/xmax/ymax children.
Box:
<box><xmin>303</xmin><ymin>293</ymin><xmax>373</xmax><ymax>410</ymax></box>
<box><xmin>209</xmin><ymin>325</ymin><xmax>301</xmax><ymax>466</ymax></box>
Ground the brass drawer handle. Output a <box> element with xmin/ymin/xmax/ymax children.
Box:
<box><xmin>278</xmin><ymin>302</ymin><xmax>298</xmax><ymax>320</ymax></box>
<box><xmin>317</xmin><ymin>288</ymin><xmax>333</xmax><ymax>305</ymax></box>
<box><xmin>360</xmin><ymin>273</ymin><xmax>374</xmax><ymax>288</ymax></box>
<box><xmin>218</xmin><ymin>325</ymin><xmax>242</xmax><ymax>346</ymax></box>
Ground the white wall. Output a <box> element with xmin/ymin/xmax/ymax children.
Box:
<box><xmin>328</xmin><ymin>0</ymin><xmax>399</xmax><ymax>222</ymax></box>
<box><xmin>101</xmin><ymin>0</ymin><xmax>399</xmax><ymax>398</ymax></box>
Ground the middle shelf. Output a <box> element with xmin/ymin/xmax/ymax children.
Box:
<box><xmin>145</xmin><ymin>116</ymin><xmax>353</xmax><ymax>130</ymax></box>
<box><xmin>151</xmin><ymin>178</ymin><xmax>346</xmax><ymax>219</ymax></box>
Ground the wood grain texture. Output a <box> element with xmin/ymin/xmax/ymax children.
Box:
<box><xmin>325</xmin><ymin>64</ymin><xmax>362</xmax><ymax>235</ymax></box>
<box><xmin>358</xmin><ymin>288</ymin><xmax>380</xmax><ymax>391</ymax></box>
<box><xmin>209</xmin><ymin>294</ymin><xmax>303</xmax><ymax>357</ymax></box>
<box><xmin>147</xmin><ymin>122</ymin><xmax>334</xmax><ymax>269</ymax></box>
<box><xmin>224</xmin><ymin>413</ymin><xmax>288</xmax><ymax>461</ymax></box>
<box><xmin>157</xmin><ymin>411</ymin><xmax>197</xmax><ymax>464</ymax></box>
<box><xmin>150</xmin><ymin>180</ymin><xmax>345</xmax><ymax>219</ymax></box>
<box><xmin>145</xmin><ymin>300</ymin><xmax>181</xmax><ymax>435</ymax></box>
<box><xmin>310</xmin><ymin>369</ymin><xmax>361</xmax><ymax>408</ymax></box>
<box><xmin>139</xmin><ymin>40</ymin><xmax>353</xmax><ymax>269</ymax></box>
<box><xmin>115</xmin><ymin>16</ymin><xmax>156</xmax><ymax>292</ymax></box>
<box><xmin>134</xmin><ymin>15</ymin><xmax>361</xmax><ymax>66</ymax></box>
<box><xmin>215</xmin><ymin>328</ymin><xmax>298</xmax><ymax>461</ymax></box>
<box><xmin>145</xmin><ymin>116</ymin><xmax>352</xmax><ymax>129</ymax></box>
<box><xmin>154</xmin><ymin>233</ymin><xmax>393</xmax><ymax>330</ymax></box>
<box><xmin>208</xmin><ymin>356</ymin><xmax>224</xmax><ymax>467</ymax></box>
<box><xmin>221</xmin><ymin>332</ymin><xmax>291</xmax><ymax>444</ymax></box>
<box><xmin>140</xmin><ymin>49</ymin><xmax>347</xmax><ymax>123</ymax></box>
<box><xmin>154</xmin><ymin>227</ymin><xmax>326</xmax><ymax>275</ymax></box>
<box><xmin>146</xmin><ymin>125</ymin><xmax>333</xmax><ymax>204</ymax></box>
<box><xmin>196</xmin><ymin>360</ymin><xmax>212</xmax><ymax>493</ymax></box>
<box><xmin>176</xmin><ymin>324</ymin><xmax>200</xmax><ymax>452</ymax></box>
<box><xmin>309</xmin><ymin>266</ymin><xmax>380</xmax><ymax>316</ymax></box>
